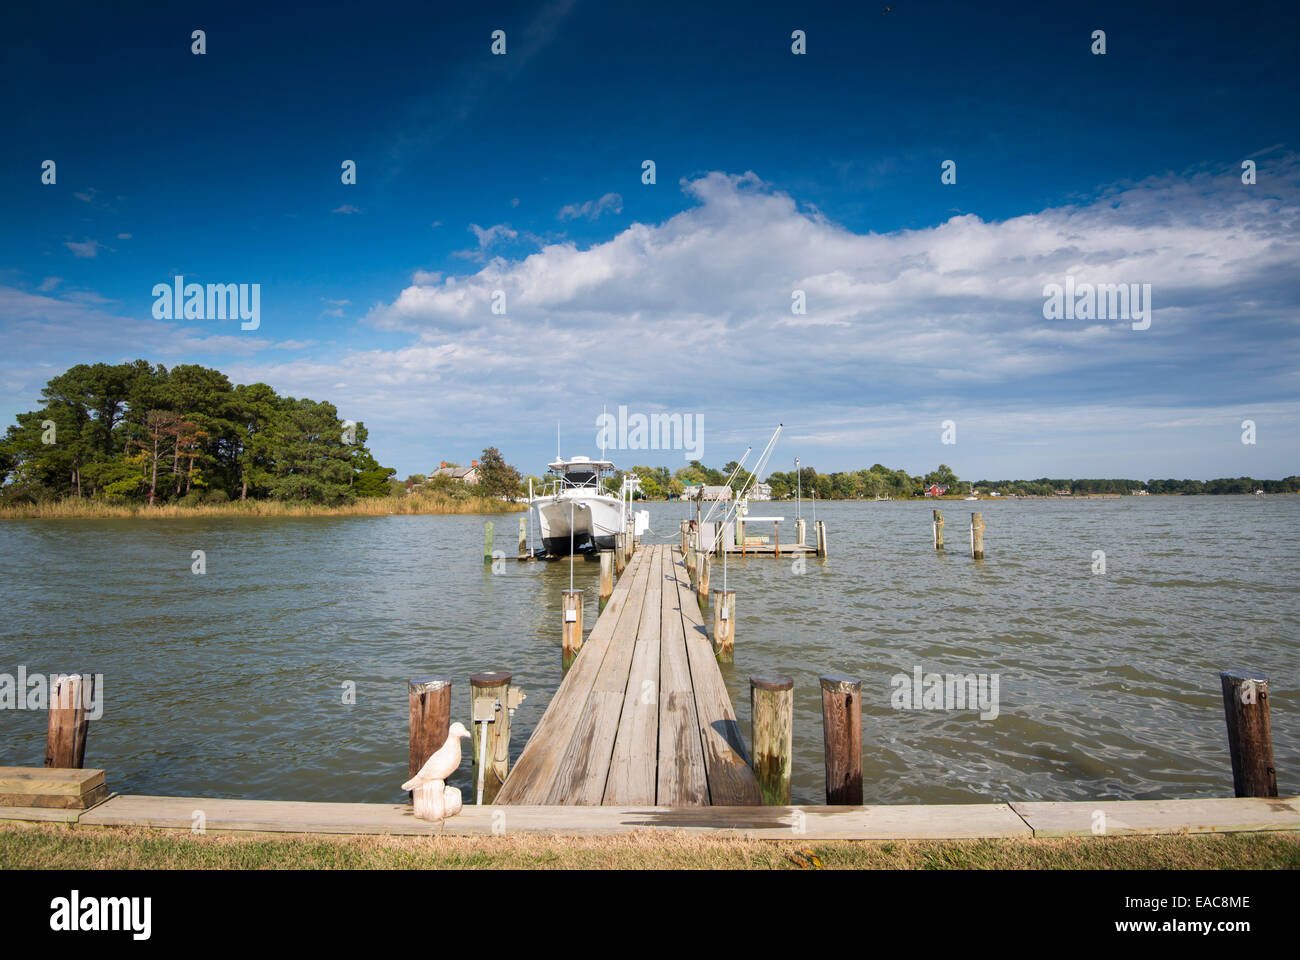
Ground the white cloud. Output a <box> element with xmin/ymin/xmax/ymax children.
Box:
<box><xmin>332</xmin><ymin>204</ymin><xmax>361</xmax><ymax>214</ymax></box>
<box><xmin>558</xmin><ymin>192</ymin><xmax>623</xmax><ymax>221</ymax></box>
<box><xmin>64</xmin><ymin>238</ymin><xmax>107</xmax><ymax>258</ymax></box>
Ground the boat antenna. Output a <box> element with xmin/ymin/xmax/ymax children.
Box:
<box><xmin>795</xmin><ymin>457</ymin><xmax>801</xmax><ymax>520</ymax></box>
<box><xmin>600</xmin><ymin>404</ymin><xmax>607</xmax><ymax>463</ymax></box>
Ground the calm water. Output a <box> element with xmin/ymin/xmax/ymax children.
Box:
<box><xmin>1</xmin><ymin>496</ymin><xmax>1295</xmax><ymax>805</ymax></box>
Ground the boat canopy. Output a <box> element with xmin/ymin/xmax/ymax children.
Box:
<box><xmin>548</xmin><ymin>457</ymin><xmax>615</xmax><ymax>472</ymax></box>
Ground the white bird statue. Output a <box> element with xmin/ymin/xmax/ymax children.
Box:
<box><xmin>401</xmin><ymin>721</ymin><xmax>471</xmax><ymax>790</ymax></box>
<box><xmin>412</xmin><ymin>780</ymin><xmax>446</xmax><ymax>821</ymax></box>
<box><xmin>442</xmin><ymin>784</ymin><xmax>463</xmax><ymax>818</ymax></box>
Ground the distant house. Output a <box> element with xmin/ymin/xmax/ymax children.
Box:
<box><xmin>680</xmin><ymin>484</ymin><xmax>702</xmax><ymax>500</ymax></box>
<box><xmin>750</xmin><ymin>482</ymin><xmax>772</xmax><ymax>501</ymax></box>
<box><xmin>700</xmin><ymin>485</ymin><xmax>733</xmax><ymax>501</ymax></box>
<box><xmin>432</xmin><ymin>460</ymin><xmax>480</xmax><ymax>485</ymax></box>
<box><xmin>924</xmin><ymin>484</ymin><xmax>948</xmax><ymax>497</ymax></box>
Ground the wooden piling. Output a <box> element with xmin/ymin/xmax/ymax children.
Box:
<box><xmin>626</xmin><ymin>520</ymin><xmax>635</xmax><ymax>557</ymax></box>
<box><xmin>1220</xmin><ymin>670</ymin><xmax>1278</xmax><ymax>798</ymax></box>
<box><xmin>686</xmin><ymin>533</ymin><xmax>696</xmax><ymax>579</ymax></box>
<box><xmin>773</xmin><ymin>521</ymin><xmax>780</xmax><ymax>556</ymax></box>
<box><xmin>971</xmin><ymin>512</ymin><xmax>984</xmax><ymax>560</ymax></box>
<box><xmin>750</xmin><ymin>675</ymin><xmax>794</xmax><ymax>805</ymax></box>
<box><xmin>483</xmin><ymin>521</ymin><xmax>494</xmax><ymax>564</ymax></box>
<box><xmin>471</xmin><ymin>670</ymin><xmax>513</xmax><ymax>805</ymax></box>
<box><xmin>561</xmin><ymin>589</ymin><xmax>583</xmax><ymax>671</ymax></box>
<box><xmin>815</xmin><ymin>519</ymin><xmax>827</xmax><ymax>558</ymax></box>
<box><xmin>599</xmin><ymin>550</ymin><xmax>614</xmax><ymax>611</ymax></box>
<box><xmin>680</xmin><ymin>519</ymin><xmax>688</xmax><ymax>553</ymax></box>
<box><xmin>696</xmin><ymin>553</ymin><xmax>711</xmax><ymax>608</ymax></box>
<box><xmin>518</xmin><ymin>516</ymin><xmax>527</xmax><ymax>557</ymax></box>
<box><xmin>407</xmin><ymin>676</ymin><xmax>451</xmax><ymax>796</ymax></box>
<box><xmin>933</xmin><ymin>509</ymin><xmax>944</xmax><ymax>551</ymax></box>
<box><xmin>45</xmin><ymin>673</ymin><xmax>94</xmax><ymax>769</ymax></box>
<box><xmin>712</xmin><ymin>590</ymin><xmax>735</xmax><ymax>662</ymax></box>
<box><xmin>819</xmin><ymin>675</ymin><xmax>863</xmax><ymax>805</ymax></box>
<box><xmin>796</xmin><ymin>517</ymin><xmax>806</xmax><ymax>546</ymax></box>
<box><xmin>614</xmin><ymin>533</ymin><xmax>625</xmax><ymax>574</ymax></box>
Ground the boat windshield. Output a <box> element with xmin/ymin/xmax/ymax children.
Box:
<box><xmin>564</xmin><ymin>470</ymin><xmax>598</xmax><ymax>487</ymax></box>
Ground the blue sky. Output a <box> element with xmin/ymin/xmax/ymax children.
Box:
<box><xmin>2</xmin><ymin>0</ymin><xmax>1298</xmax><ymax>480</ymax></box>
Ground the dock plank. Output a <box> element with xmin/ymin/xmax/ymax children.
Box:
<box><xmin>1012</xmin><ymin>796</ymin><xmax>1300</xmax><ymax>837</ymax></box>
<box><xmin>672</xmin><ymin>551</ymin><xmax>763</xmax><ymax>805</ymax></box>
<box><xmin>496</xmin><ymin>548</ymin><xmax>646</xmax><ymax>804</ymax></box>
<box><xmin>545</xmin><ymin>553</ymin><xmax>651</xmax><ymax>804</ymax></box>
<box><xmin>603</xmin><ymin>547</ymin><xmax>664</xmax><ymax>805</ymax></box>
<box><xmin>657</xmin><ymin>546</ymin><xmax>710</xmax><ymax>806</ymax></box>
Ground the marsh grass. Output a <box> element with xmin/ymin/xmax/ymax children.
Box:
<box><xmin>1</xmin><ymin>822</ymin><xmax>1295</xmax><ymax>870</ymax></box>
<box><xmin>0</xmin><ymin>491</ymin><xmax>526</xmax><ymax>520</ymax></box>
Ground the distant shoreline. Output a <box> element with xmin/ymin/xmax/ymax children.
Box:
<box><xmin>0</xmin><ymin>493</ymin><xmax>527</xmax><ymax>520</ymax></box>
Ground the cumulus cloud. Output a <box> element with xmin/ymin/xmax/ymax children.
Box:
<box><xmin>332</xmin><ymin>204</ymin><xmax>361</xmax><ymax>214</ymax></box>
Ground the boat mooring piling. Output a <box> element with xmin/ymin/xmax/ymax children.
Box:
<box><xmin>796</xmin><ymin>517</ymin><xmax>806</xmax><ymax>546</ymax></box>
<box><xmin>933</xmin><ymin>509</ymin><xmax>944</xmax><ymax>551</ymax></box>
<box><xmin>750</xmin><ymin>674</ymin><xmax>794</xmax><ymax>805</ymax></box>
<box><xmin>599</xmin><ymin>551</ymin><xmax>613</xmax><ymax>611</ymax></box>
<box><xmin>517</xmin><ymin>517</ymin><xmax>527</xmax><ymax>557</ymax></box>
<box><xmin>561</xmin><ymin>589</ymin><xmax>583</xmax><ymax>671</ymax></box>
<box><xmin>614</xmin><ymin>533</ymin><xmax>625</xmax><ymax>574</ymax></box>
<box><xmin>815</xmin><ymin>519</ymin><xmax>827</xmax><ymax>558</ymax></box>
<box><xmin>407</xmin><ymin>677</ymin><xmax>451</xmax><ymax>799</ymax></box>
<box><xmin>970</xmin><ymin>513</ymin><xmax>985</xmax><ymax>560</ymax></box>
<box><xmin>1220</xmin><ymin>670</ymin><xmax>1278</xmax><ymax>798</ymax></box>
<box><xmin>819</xmin><ymin>675</ymin><xmax>863</xmax><ymax>804</ymax></box>
<box><xmin>712</xmin><ymin>589</ymin><xmax>735</xmax><ymax>662</ymax></box>
<box><xmin>470</xmin><ymin>671</ymin><xmax>513</xmax><ymax>805</ymax></box>
<box><xmin>483</xmin><ymin>521</ymin><xmax>494</xmax><ymax>564</ymax></box>
<box><xmin>696</xmin><ymin>553</ymin><xmax>711</xmax><ymax>609</ymax></box>
<box><xmin>45</xmin><ymin>673</ymin><xmax>94</xmax><ymax>769</ymax></box>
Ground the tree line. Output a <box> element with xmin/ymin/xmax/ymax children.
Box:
<box><xmin>608</xmin><ymin>460</ymin><xmax>1300</xmax><ymax>500</ymax></box>
<box><xmin>1</xmin><ymin>361</ymin><xmax>395</xmax><ymax>506</ymax></box>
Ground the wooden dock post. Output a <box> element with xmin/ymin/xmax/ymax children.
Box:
<box><xmin>796</xmin><ymin>517</ymin><xmax>806</xmax><ymax>546</ymax></box>
<box><xmin>1220</xmin><ymin>670</ymin><xmax>1278</xmax><ymax>798</ymax></box>
<box><xmin>696</xmin><ymin>553</ymin><xmax>711</xmax><ymax>609</ymax></box>
<box><xmin>970</xmin><ymin>512</ymin><xmax>984</xmax><ymax>560</ymax></box>
<box><xmin>407</xmin><ymin>676</ymin><xmax>451</xmax><ymax>797</ymax></box>
<box><xmin>750</xmin><ymin>675</ymin><xmax>794</xmax><ymax>805</ymax></box>
<box><xmin>815</xmin><ymin>519</ymin><xmax>827</xmax><ymax>558</ymax></box>
<box><xmin>819</xmin><ymin>675</ymin><xmax>862</xmax><ymax>804</ymax></box>
<box><xmin>599</xmin><ymin>550</ymin><xmax>614</xmax><ymax>611</ymax></box>
<box><xmin>773</xmin><ymin>521</ymin><xmax>780</xmax><ymax>556</ymax></box>
<box><xmin>614</xmin><ymin>533</ymin><xmax>625</xmax><ymax>574</ymax></box>
<box><xmin>626</xmin><ymin>519</ymin><xmax>635</xmax><ymax>557</ymax></box>
<box><xmin>712</xmin><ymin>590</ymin><xmax>735</xmax><ymax>662</ymax></box>
<box><xmin>471</xmin><ymin>670</ymin><xmax>513</xmax><ymax>805</ymax></box>
<box><xmin>483</xmin><ymin>521</ymin><xmax>494</xmax><ymax>564</ymax></box>
<box><xmin>562</xmin><ymin>589</ymin><xmax>583</xmax><ymax>671</ymax></box>
<box><xmin>933</xmin><ymin>509</ymin><xmax>944</xmax><ymax>551</ymax></box>
<box><xmin>686</xmin><ymin>532</ymin><xmax>696</xmax><ymax>579</ymax></box>
<box><xmin>680</xmin><ymin>519</ymin><xmax>688</xmax><ymax>553</ymax></box>
<box><xmin>518</xmin><ymin>516</ymin><xmax>527</xmax><ymax>557</ymax></box>
<box><xmin>45</xmin><ymin>674</ymin><xmax>94</xmax><ymax>769</ymax></box>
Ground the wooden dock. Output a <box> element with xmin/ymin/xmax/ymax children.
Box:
<box><xmin>495</xmin><ymin>543</ymin><xmax>762</xmax><ymax>806</ymax></box>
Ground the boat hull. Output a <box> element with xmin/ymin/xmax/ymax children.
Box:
<box><xmin>534</xmin><ymin>493</ymin><xmax>623</xmax><ymax>555</ymax></box>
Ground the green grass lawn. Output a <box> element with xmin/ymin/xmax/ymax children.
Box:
<box><xmin>2</xmin><ymin>822</ymin><xmax>1297</xmax><ymax>869</ymax></box>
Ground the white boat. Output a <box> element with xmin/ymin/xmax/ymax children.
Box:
<box><xmin>531</xmin><ymin>457</ymin><xmax>631</xmax><ymax>555</ymax></box>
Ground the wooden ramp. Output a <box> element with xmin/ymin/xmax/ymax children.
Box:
<box><xmin>497</xmin><ymin>543</ymin><xmax>762</xmax><ymax>806</ymax></box>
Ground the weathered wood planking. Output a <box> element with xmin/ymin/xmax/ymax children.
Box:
<box><xmin>496</xmin><ymin>548</ymin><xmax>647</xmax><ymax>804</ymax></box>
<box><xmin>0</xmin><ymin>766</ymin><xmax>109</xmax><ymax>809</ymax></box>
<box><xmin>546</xmin><ymin>552</ymin><xmax>652</xmax><ymax>803</ymax></box>
<box><xmin>672</xmin><ymin>551</ymin><xmax>762</xmax><ymax>805</ymax></box>
<box><xmin>602</xmin><ymin>547</ymin><xmax>664</xmax><ymax>804</ymax></box>
<box><xmin>23</xmin><ymin>793</ymin><xmax>1299</xmax><ymax>839</ymax></box>
<box><xmin>1012</xmin><ymin>796</ymin><xmax>1300</xmax><ymax>837</ymax></box>
<box><xmin>657</xmin><ymin>546</ymin><xmax>710</xmax><ymax>806</ymax></box>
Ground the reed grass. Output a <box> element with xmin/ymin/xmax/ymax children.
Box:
<box><xmin>0</xmin><ymin>491</ymin><xmax>526</xmax><ymax>520</ymax></box>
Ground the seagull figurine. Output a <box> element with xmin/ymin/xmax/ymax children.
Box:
<box><xmin>402</xmin><ymin>721</ymin><xmax>471</xmax><ymax>790</ymax></box>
